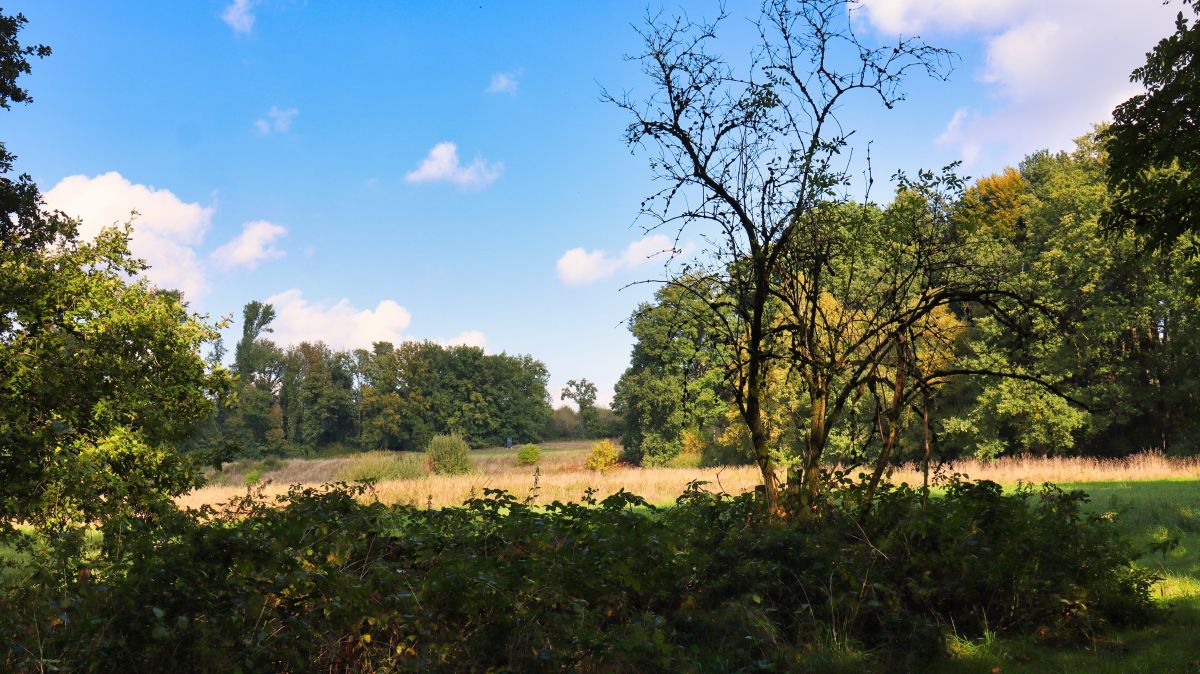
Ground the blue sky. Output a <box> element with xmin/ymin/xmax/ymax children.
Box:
<box><xmin>5</xmin><ymin>0</ymin><xmax>1181</xmax><ymax>405</ymax></box>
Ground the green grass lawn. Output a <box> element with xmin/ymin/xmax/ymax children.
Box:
<box><xmin>928</xmin><ymin>479</ymin><xmax>1200</xmax><ymax>673</ymax></box>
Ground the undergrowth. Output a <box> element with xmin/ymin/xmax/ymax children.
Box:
<box><xmin>0</xmin><ymin>478</ymin><xmax>1157</xmax><ymax>673</ymax></box>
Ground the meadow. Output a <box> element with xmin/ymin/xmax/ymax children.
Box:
<box><xmin>187</xmin><ymin>442</ymin><xmax>1200</xmax><ymax>510</ymax></box>
<box><xmin>181</xmin><ymin>444</ymin><xmax>1200</xmax><ymax>671</ymax></box>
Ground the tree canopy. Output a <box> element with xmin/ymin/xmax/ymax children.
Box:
<box><xmin>608</xmin><ymin>0</ymin><xmax>955</xmax><ymax>513</ymax></box>
<box><xmin>0</xmin><ymin>10</ymin><xmax>226</xmax><ymax>540</ymax></box>
<box><xmin>1103</xmin><ymin>1</ymin><xmax>1200</xmax><ymax>245</ymax></box>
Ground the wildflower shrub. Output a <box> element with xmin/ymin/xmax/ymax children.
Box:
<box><xmin>515</xmin><ymin>443</ymin><xmax>541</xmax><ymax>466</ymax></box>
<box><xmin>584</xmin><ymin>439</ymin><xmax>619</xmax><ymax>472</ymax></box>
<box><xmin>425</xmin><ymin>433</ymin><xmax>471</xmax><ymax>475</ymax></box>
<box><xmin>1</xmin><ymin>478</ymin><xmax>1156</xmax><ymax>672</ymax></box>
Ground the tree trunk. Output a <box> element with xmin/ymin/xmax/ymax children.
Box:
<box><xmin>797</xmin><ymin>391</ymin><xmax>828</xmax><ymax>521</ymax></box>
<box><xmin>921</xmin><ymin>388</ymin><xmax>931</xmax><ymax>501</ymax></box>
<box><xmin>864</xmin><ymin>338</ymin><xmax>908</xmax><ymax>507</ymax></box>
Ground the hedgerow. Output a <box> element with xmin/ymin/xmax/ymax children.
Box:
<box><xmin>1</xmin><ymin>479</ymin><xmax>1156</xmax><ymax>672</ymax></box>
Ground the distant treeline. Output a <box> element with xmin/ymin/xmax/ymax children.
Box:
<box><xmin>186</xmin><ymin>302</ymin><xmax>615</xmax><ymax>459</ymax></box>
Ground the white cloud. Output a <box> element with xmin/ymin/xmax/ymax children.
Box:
<box><xmin>441</xmin><ymin>330</ymin><xmax>488</xmax><ymax>349</ymax></box>
<box><xmin>221</xmin><ymin>0</ymin><xmax>256</xmax><ymax>35</ymax></box>
<box><xmin>255</xmin><ymin>106</ymin><xmax>298</xmax><ymax>134</ymax></box>
<box><xmin>404</xmin><ymin>142</ymin><xmax>502</xmax><ymax>190</ymax></box>
<box><xmin>556</xmin><ymin>234</ymin><xmax>678</xmax><ymax>285</ymax></box>
<box><xmin>859</xmin><ymin>0</ymin><xmax>1180</xmax><ymax>166</ymax></box>
<box><xmin>935</xmin><ymin>107</ymin><xmax>982</xmax><ymax>165</ymax></box>
<box><xmin>486</xmin><ymin>71</ymin><xmax>521</xmax><ymax>95</ymax></box>
<box><xmin>265</xmin><ymin>290</ymin><xmax>415</xmax><ymax>350</ymax></box>
<box><xmin>556</xmin><ymin>248</ymin><xmax>620</xmax><ymax>285</ymax></box>
<box><xmin>857</xmin><ymin>0</ymin><xmax>1035</xmax><ymax>34</ymax></box>
<box><xmin>263</xmin><ymin>289</ymin><xmax>487</xmax><ymax>351</ymax></box>
<box><xmin>211</xmin><ymin>220</ymin><xmax>287</xmax><ymax>270</ymax></box>
<box><xmin>44</xmin><ymin>172</ymin><xmax>214</xmax><ymax>299</ymax></box>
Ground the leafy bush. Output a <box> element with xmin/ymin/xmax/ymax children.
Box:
<box><xmin>585</xmin><ymin>439</ymin><xmax>619</xmax><ymax>472</ymax></box>
<box><xmin>515</xmin><ymin>443</ymin><xmax>541</xmax><ymax>466</ymax></box>
<box><xmin>1</xmin><ymin>478</ymin><xmax>1156</xmax><ymax>672</ymax></box>
<box><xmin>425</xmin><ymin>434</ymin><xmax>472</xmax><ymax>475</ymax></box>
<box><xmin>665</xmin><ymin>450</ymin><xmax>701</xmax><ymax>468</ymax></box>
<box><xmin>335</xmin><ymin>452</ymin><xmax>426</xmax><ymax>483</ymax></box>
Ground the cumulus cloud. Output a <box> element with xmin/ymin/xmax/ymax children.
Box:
<box><xmin>254</xmin><ymin>105</ymin><xmax>298</xmax><ymax>134</ymax></box>
<box><xmin>221</xmin><ymin>0</ymin><xmax>257</xmax><ymax>35</ymax></box>
<box><xmin>263</xmin><ymin>289</ymin><xmax>487</xmax><ymax>351</ymax></box>
<box><xmin>486</xmin><ymin>71</ymin><xmax>521</xmax><ymax>95</ymax></box>
<box><xmin>211</xmin><ymin>220</ymin><xmax>287</xmax><ymax>270</ymax></box>
<box><xmin>556</xmin><ymin>234</ymin><xmax>679</xmax><ymax>285</ymax></box>
<box><xmin>404</xmin><ymin>142</ymin><xmax>502</xmax><ymax>190</ymax></box>
<box><xmin>43</xmin><ymin>172</ymin><xmax>214</xmax><ymax>299</ymax></box>
<box><xmin>858</xmin><ymin>0</ymin><xmax>1035</xmax><ymax>34</ymax></box>
<box><xmin>859</xmin><ymin>0</ymin><xmax>1179</xmax><ymax>166</ymax></box>
<box><xmin>442</xmin><ymin>330</ymin><xmax>488</xmax><ymax>349</ymax></box>
<box><xmin>265</xmin><ymin>290</ymin><xmax>414</xmax><ymax>350</ymax></box>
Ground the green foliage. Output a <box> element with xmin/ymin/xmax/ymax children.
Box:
<box><xmin>190</xmin><ymin>310</ymin><xmax>556</xmax><ymax>459</ymax></box>
<box><xmin>561</xmin><ymin>378</ymin><xmax>602</xmax><ymax>438</ymax></box>
<box><xmin>334</xmin><ymin>452</ymin><xmax>426</xmax><ymax>483</ymax></box>
<box><xmin>0</xmin><ymin>220</ymin><xmax>224</xmax><ymax>543</ymax></box>
<box><xmin>281</xmin><ymin>341</ymin><xmax>357</xmax><ymax>451</ymax></box>
<box><xmin>515</xmin><ymin>443</ymin><xmax>541</xmax><ymax>466</ymax></box>
<box><xmin>546</xmin><ymin>405</ymin><xmax>578</xmax><ymax>438</ymax></box>
<box><xmin>944</xmin><ymin>134</ymin><xmax>1200</xmax><ymax>458</ymax></box>
<box><xmin>425</xmin><ymin>434</ymin><xmax>472</xmax><ymax>475</ymax></box>
<box><xmin>1103</xmin><ymin>2</ymin><xmax>1200</xmax><ymax>246</ymax></box>
<box><xmin>357</xmin><ymin>340</ymin><xmax>552</xmax><ymax>450</ymax></box>
<box><xmin>0</xmin><ymin>9</ymin><xmax>225</xmax><ymax>577</ymax></box>
<box><xmin>584</xmin><ymin>439</ymin><xmax>619</xmax><ymax>472</ymax></box>
<box><xmin>0</xmin><ymin>480</ymin><xmax>1155</xmax><ymax>672</ymax></box>
<box><xmin>614</xmin><ymin>281</ymin><xmax>729</xmax><ymax>466</ymax></box>
<box><xmin>0</xmin><ymin>10</ymin><xmax>58</xmax><ymax>254</ymax></box>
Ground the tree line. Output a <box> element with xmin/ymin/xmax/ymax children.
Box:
<box><xmin>186</xmin><ymin>301</ymin><xmax>618</xmax><ymax>461</ymax></box>
<box><xmin>615</xmin><ymin>131</ymin><xmax>1200</xmax><ymax>471</ymax></box>
<box><xmin>607</xmin><ymin>0</ymin><xmax>1200</xmax><ymax>513</ymax></box>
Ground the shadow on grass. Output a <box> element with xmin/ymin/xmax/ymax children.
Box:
<box><xmin>929</xmin><ymin>479</ymin><xmax>1200</xmax><ymax>673</ymax></box>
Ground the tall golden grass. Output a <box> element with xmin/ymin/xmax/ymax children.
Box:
<box><xmin>890</xmin><ymin>451</ymin><xmax>1200</xmax><ymax>486</ymax></box>
<box><xmin>179</xmin><ymin>450</ymin><xmax>1200</xmax><ymax>510</ymax></box>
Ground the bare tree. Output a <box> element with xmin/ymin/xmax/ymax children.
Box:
<box><xmin>606</xmin><ymin>0</ymin><xmax>953</xmax><ymax>514</ymax></box>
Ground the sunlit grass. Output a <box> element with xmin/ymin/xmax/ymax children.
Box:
<box><xmin>184</xmin><ymin>449</ymin><xmax>1200</xmax><ymax>511</ymax></box>
<box><xmin>929</xmin><ymin>478</ymin><xmax>1200</xmax><ymax>674</ymax></box>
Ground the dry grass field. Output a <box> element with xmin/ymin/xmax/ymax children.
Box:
<box><xmin>180</xmin><ymin>443</ymin><xmax>1200</xmax><ymax>510</ymax></box>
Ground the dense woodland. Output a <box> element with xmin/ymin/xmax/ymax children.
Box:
<box><xmin>181</xmin><ymin>301</ymin><xmax>624</xmax><ymax>461</ymax></box>
<box><xmin>615</xmin><ymin>134</ymin><xmax>1200</xmax><ymax>467</ymax></box>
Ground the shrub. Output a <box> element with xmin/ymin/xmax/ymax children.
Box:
<box><xmin>243</xmin><ymin>467</ymin><xmax>263</xmax><ymax>486</ymax></box>
<box><xmin>665</xmin><ymin>450</ymin><xmax>701</xmax><ymax>469</ymax></box>
<box><xmin>585</xmin><ymin>439</ymin><xmax>619</xmax><ymax>472</ymax></box>
<box><xmin>1</xmin><ymin>478</ymin><xmax>1157</xmax><ymax>672</ymax></box>
<box><xmin>334</xmin><ymin>452</ymin><xmax>426</xmax><ymax>483</ymax></box>
<box><xmin>426</xmin><ymin>434</ymin><xmax>472</xmax><ymax>475</ymax></box>
<box><xmin>515</xmin><ymin>443</ymin><xmax>541</xmax><ymax>466</ymax></box>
